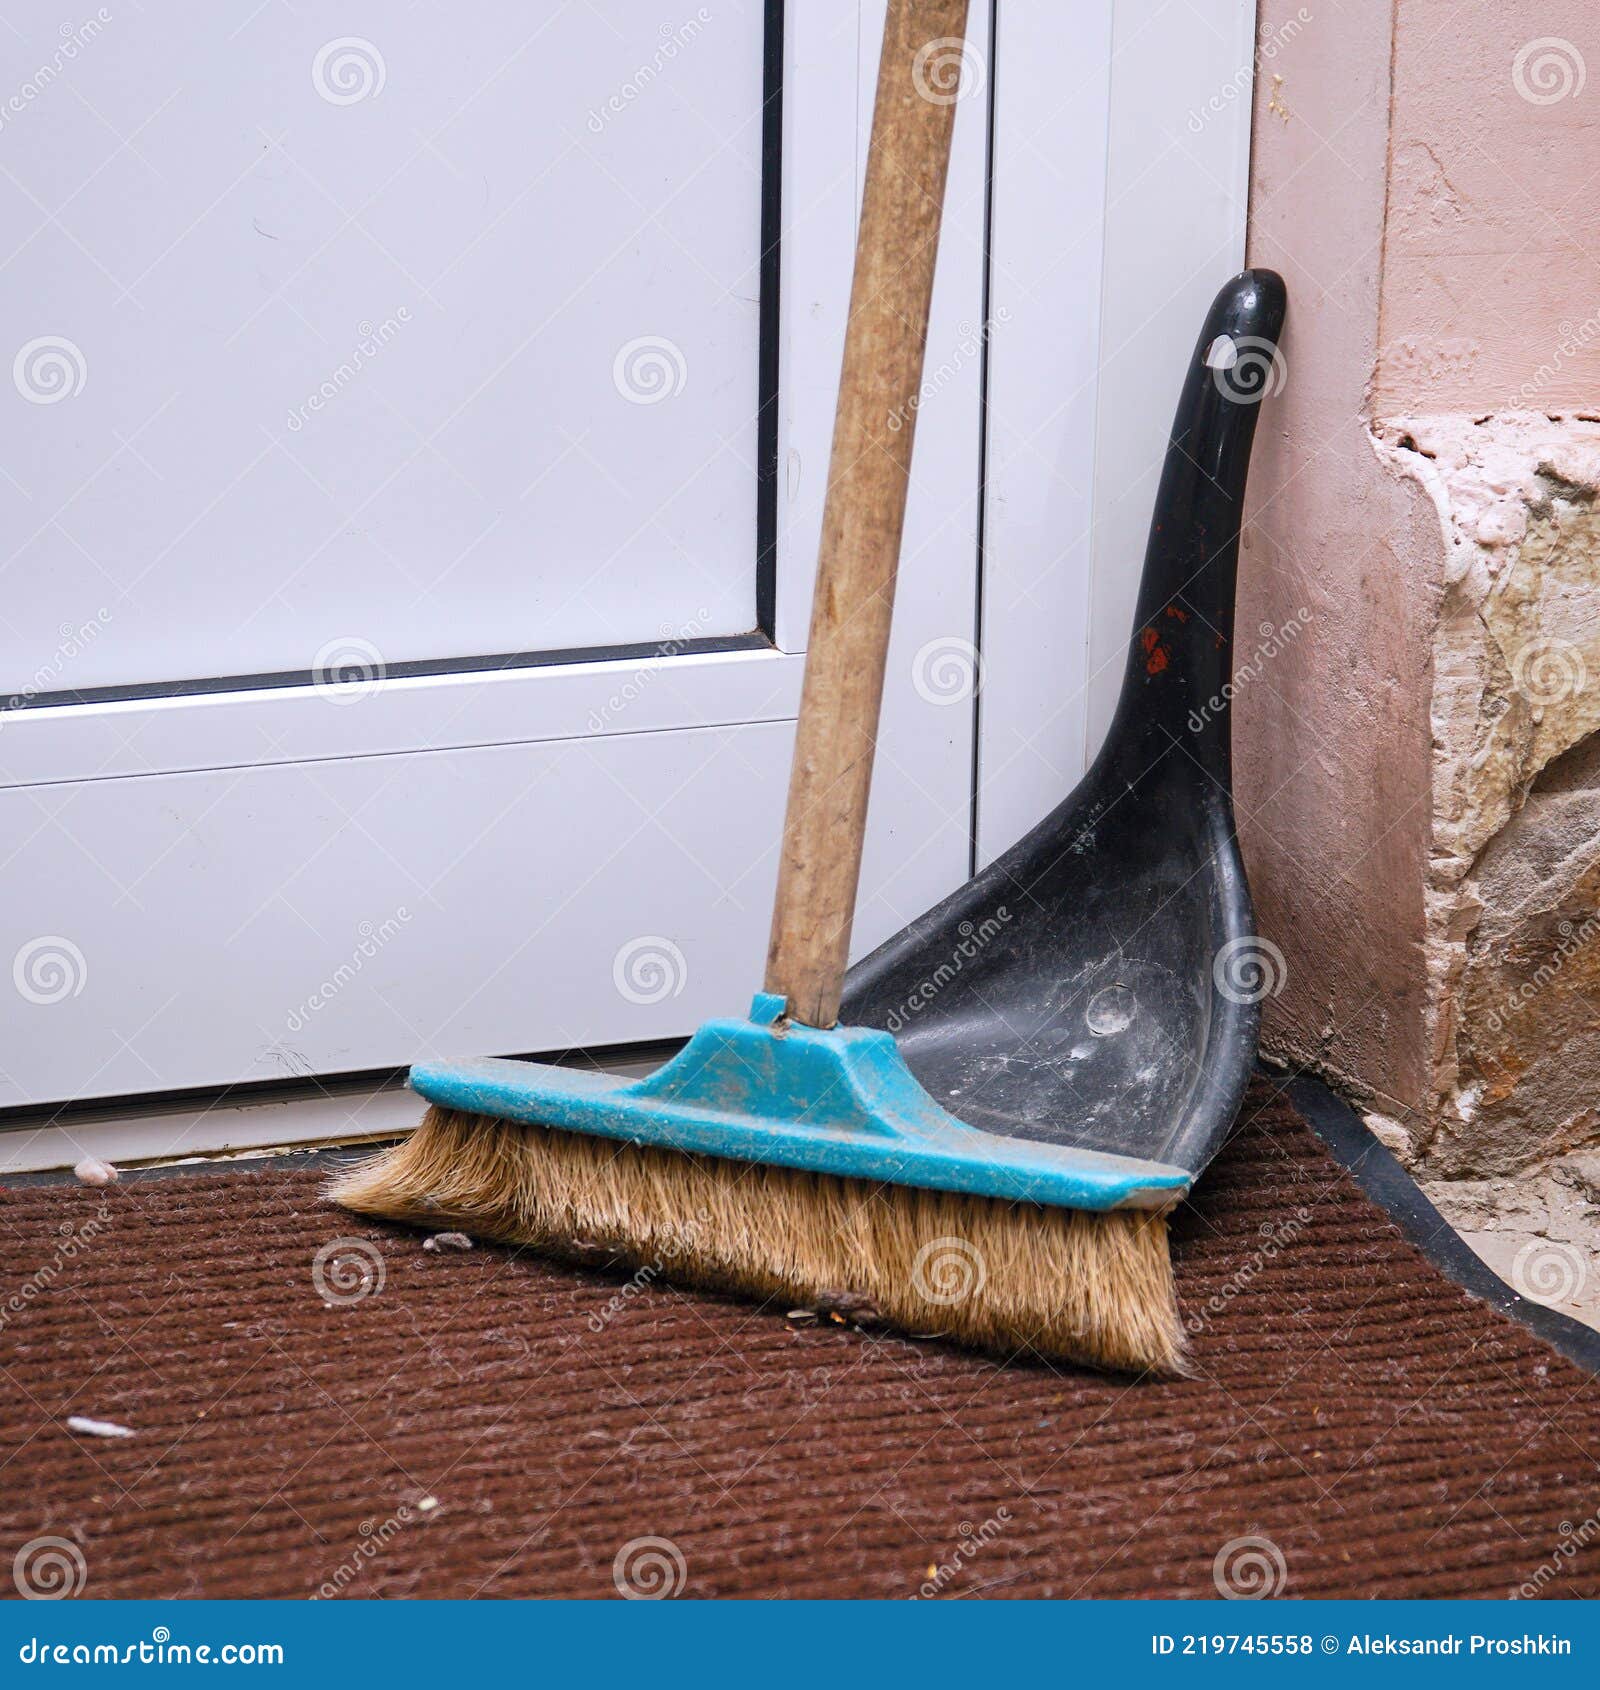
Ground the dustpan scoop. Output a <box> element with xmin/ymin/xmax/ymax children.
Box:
<box><xmin>841</xmin><ymin>268</ymin><xmax>1288</xmax><ymax>1198</ymax></box>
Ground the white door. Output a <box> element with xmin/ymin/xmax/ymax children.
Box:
<box><xmin>0</xmin><ymin>2</ymin><xmax>989</xmax><ymax>1111</ymax></box>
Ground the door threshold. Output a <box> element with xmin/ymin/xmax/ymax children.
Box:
<box><xmin>0</xmin><ymin>1044</ymin><xmax>680</xmax><ymax>1178</ymax></box>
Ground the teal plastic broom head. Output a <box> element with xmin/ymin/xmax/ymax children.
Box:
<box><xmin>409</xmin><ymin>993</ymin><xmax>1191</xmax><ymax>1214</ymax></box>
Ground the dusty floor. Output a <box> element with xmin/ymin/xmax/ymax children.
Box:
<box><xmin>1421</xmin><ymin>1155</ymin><xmax>1600</xmax><ymax>1336</ymax></box>
<box><xmin>1</xmin><ymin>1079</ymin><xmax>1597</xmax><ymax>1600</ymax></box>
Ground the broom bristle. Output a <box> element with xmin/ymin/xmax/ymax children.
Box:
<box><xmin>327</xmin><ymin>1106</ymin><xmax>1186</xmax><ymax>1376</ymax></box>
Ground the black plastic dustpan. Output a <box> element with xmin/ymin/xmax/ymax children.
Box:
<box><xmin>842</xmin><ymin>269</ymin><xmax>1288</xmax><ymax>1194</ymax></box>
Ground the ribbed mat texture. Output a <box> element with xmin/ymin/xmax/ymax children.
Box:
<box><xmin>1</xmin><ymin>1081</ymin><xmax>1596</xmax><ymax>1599</ymax></box>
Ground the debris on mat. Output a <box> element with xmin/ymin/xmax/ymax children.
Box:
<box><xmin>73</xmin><ymin>1157</ymin><xmax>119</xmax><ymax>1188</ymax></box>
<box><xmin>66</xmin><ymin>1416</ymin><xmax>135</xmax><ymax>1439</ymax></box>
<box><xmin>786</xmin><ymin>1293</ymin><xmax>885</xmax><ymax>1332</ymax></box>
<box><xmin>423</xmin><ymin>1232</ymin><xmax>473</xmax><ymax>1252</ymax></box>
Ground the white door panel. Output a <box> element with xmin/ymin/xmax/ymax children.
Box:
<box><xmin>0</xmin><ymin>1</ymin><xmax>765</xmax><ymax>690</ymax></box>
<box><xmin>977</xmin><ymin>1</ymin><xmax>1112</xmax><ymax>863</ymax></box>
<box><xmin>5</xmin><ymin>720</ymin><xmax>793</xmax><ymax>1103</ymax></box>
<box><xmin>0</xmin><ymin>647</ymin><xmax>803</xmax><ymax>788</ymax></box>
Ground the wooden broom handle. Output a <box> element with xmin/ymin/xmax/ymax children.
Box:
<box><xmin>765</xmin><ymin>0</ymin><xmax>971</xmax><ymax>1028</ymax></box>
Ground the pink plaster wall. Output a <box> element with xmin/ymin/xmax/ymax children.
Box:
<box><xmin>1237</xmin><ymin>0</ymin><xmax>1441</xmax><ymax>1112</ymax></box>
<box><xmin>1376</xmin><ymin>5</ymin><xmax>1600</xmax><ymax>414</ymax></box>
<box><xmin>1239</xmin><ymin>0</ymin><xmax>1600</xmax><ymax>1119</ymax></box>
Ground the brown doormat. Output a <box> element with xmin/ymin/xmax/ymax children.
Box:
<box><xmin>1</xmin><ymin>1079</ymin><xmax>1596</xmax><ymax>1601</ymax></box>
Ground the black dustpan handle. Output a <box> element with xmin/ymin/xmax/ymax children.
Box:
<box><xmin>1103</xmin><ymin>269</ymin><xmax>1288</xmax><ymax>784</ymax></box>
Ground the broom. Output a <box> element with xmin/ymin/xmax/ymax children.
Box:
<box><xmin>331</xmin><ymin>0</ymin><xmax>1184</xmax><ymax>1376</ymax></box>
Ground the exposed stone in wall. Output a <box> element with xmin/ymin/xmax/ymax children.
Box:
<box><xmin>1372</xmin><ymin>414</ymin><xmax>1600</xmax><ymax>1178</ymax></box>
